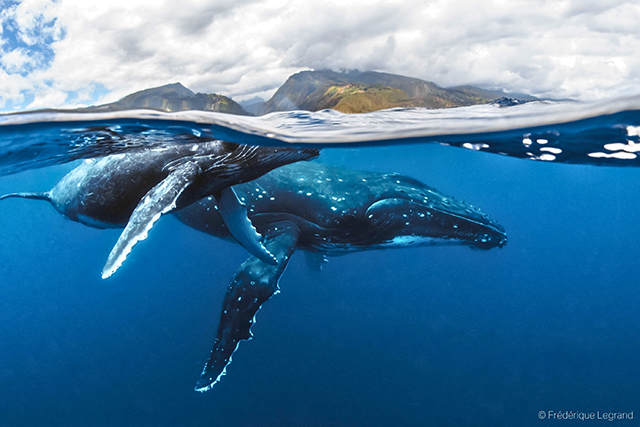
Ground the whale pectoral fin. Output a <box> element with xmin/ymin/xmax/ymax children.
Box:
<box><xmin>215</xmin><ymin>186</ymin><xmax>278</xmax><ymax>266</ymax></box>
<box><xmin>195</xmin><ymin>221</ymin><xmax>300</xmax><ymax>392</ymax></box>
<box><xmin>101</xmin><ymin>162</ymin><xmax>201</xmax><ymax>279</ymax></box>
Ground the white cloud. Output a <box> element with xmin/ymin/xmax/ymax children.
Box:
<box><xmin>0</xmin><ymin>48</ymin><xmax>35</xmax><ymax>73</ymax></box>
<box><xmin>1</xmin><ymin>0</ymin><xmax>639</xmax><ymax>111</ymax></box>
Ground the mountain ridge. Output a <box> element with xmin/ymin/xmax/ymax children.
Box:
<box><xmin>82</xmin><ymin>82</ymin><xmax>249</xmax><ymax>115</ymax></box>
<box><xmin>258</xmin><ymin>70</ymin><xmax>537</xmax><ymax>114</ymax></box>
<box><xmin>77</xmin><ymin>70</ymin><xmax>537</xmax><ymax>116</ymax></box>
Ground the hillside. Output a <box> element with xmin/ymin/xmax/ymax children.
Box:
<box><xmin>313</xmin><ymin>84</ymin><xmax>409</xmax><ymax>113</ymax></box>
<box><xmin>84</xmin><ymin>83</ymin><xmax>248</xmax><ymax>115</ymax></box>
<box><xmin>259</xmin><ymin>70</ymin><xmax>536</xmax><ymax>114</ymax></box>
<box><xmin>76</xmin><ymin>72</ymin><xmax>536</xmax><ymax>116</ymax></box>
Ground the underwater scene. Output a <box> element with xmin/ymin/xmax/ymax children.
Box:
<box><xmin>1</xmin><ymin>101</ymin><xmax>640</xmax><ymax>427</ymax></box>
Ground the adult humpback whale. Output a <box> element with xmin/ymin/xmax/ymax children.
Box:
<box><xmin>174</xmin><ymin>161</ymin><xmax>507</xmax><ymax>391</ymax></box>
<box><xmin>0</xmin><ymin>141</ymin><xmax>319</xmax><ymax>277</ymax></box>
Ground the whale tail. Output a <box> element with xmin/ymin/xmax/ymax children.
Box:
<box><xmin>0</xmin><ymin>192</ymin><xmax>52</xmax><ymax>203</ymax></box>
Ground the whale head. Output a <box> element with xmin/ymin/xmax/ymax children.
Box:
<box><xmin>360</xmin><ymin>173</ymin><xmax>507</xmax><ymax>250</ymax></box>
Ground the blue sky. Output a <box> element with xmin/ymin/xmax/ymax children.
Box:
<box><xmin>1</xmin><ymin>0</ymin><xmax>639</xmax><ymax>112</ymax></box>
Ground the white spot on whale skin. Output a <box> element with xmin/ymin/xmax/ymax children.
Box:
<box><xmin>541</xmin><ymin>147</ymin><xmax>562</xmax><ymax>154</ymax></box>
<box><xmin>522</xmin><ymin>138</ymin><xmax>532</xmax><ymax>147</ymax></box>
<box><xmin>536</xmin><ymin>139</ymin><xmax>548</xmax><ymax>145</ymax></box>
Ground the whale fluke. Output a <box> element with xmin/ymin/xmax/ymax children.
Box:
<box><xmin>0</xmin><ymin>192</ymin><xmax>52</xmax><ymax>202</ymax></box>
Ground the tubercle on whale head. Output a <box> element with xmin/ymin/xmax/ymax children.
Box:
<box><xmin>363</xmin><ymin>197</ymin><xmax>507</xmax><ymax>250</ymax></box>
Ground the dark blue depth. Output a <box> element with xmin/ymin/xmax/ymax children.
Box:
<box><xmin>0</xmin><ymin>142</ymin><xmax>639</xmax><ymax>426</ymax></box>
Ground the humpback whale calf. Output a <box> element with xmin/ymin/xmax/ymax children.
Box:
<box><xmin>1</xmin><ymin>141</ymin><xmax>319</xmax><ymax>277</ymax></box>
<box><xmin>174</xmin><ymin>161</ymin><xmax>507</xmax><ymax>391</ymax></box>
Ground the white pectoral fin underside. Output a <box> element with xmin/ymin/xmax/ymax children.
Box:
<box><xmin>101</xmin><ymin>162</ymin><xmax>200</xmax><ymax>279</ymax></box>
<box><xmin>216</xmin><ymin>186</ymin><xmax>277</xmax><ymax>266</ymax></box>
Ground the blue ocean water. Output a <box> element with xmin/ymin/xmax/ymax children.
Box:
<box><xmin>1</xmin><ymin>105</ymin><xmax>640</xmax><ymax>426</ymax></box>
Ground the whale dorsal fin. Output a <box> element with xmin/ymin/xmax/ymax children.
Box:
<box><xmin>101</xmin><ymin>161</ymin><xmax>201</xmax><ymax>279</ymax></box>
<box><xmin>195</xmin><ymin>220</ymin><xmax>300</xmax><ymax>392</ymax></box>
<box><xmin>215</xmin><ymin>186</ymin><xmax>277</xmax><ymax>266</ymax></box>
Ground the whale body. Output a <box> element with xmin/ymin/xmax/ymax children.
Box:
<box><xmin>175</xmin><ymin>161</ymin><xmax>507</xmax><ymax>391</ymax></box>
<box><xmin>1</xmin><ymin>141</ymin><xmax>319</xmax><ymax>277</ymax></box>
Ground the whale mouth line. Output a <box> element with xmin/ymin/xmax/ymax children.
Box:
<box><xmin>251</xmin><ymin>201</ymin><xmax>505</xmax><ymax>241</ymax></box>
<box><xmin>366</xmin><ymin>196</ymin><xmax>505</xmax><ymax>233</ymax></box>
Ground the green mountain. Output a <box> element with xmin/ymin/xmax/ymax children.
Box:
<box><xmin>259</xmin><ymin>70</ymin><xmax>536</xmax><ymax>114</ymax></box>
<box><xmin>75</xmin><ymin>72</ymin><xmax>536</xmax><ymax>116</ymax></box>
<box><xmin>84</xmin><ymin>83</ymin><xmax>248</xmax><ymax>115</ymax></box>
<box><xmin>313</xmin><ymin>83</ymin><xmax>410</xmax><ymax>114</ymax></box>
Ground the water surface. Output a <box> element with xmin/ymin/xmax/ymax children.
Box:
<box><xmin>0</xmin><ymin>102</ymin><xmax>639</xmax><ymax>426</ymax></box>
